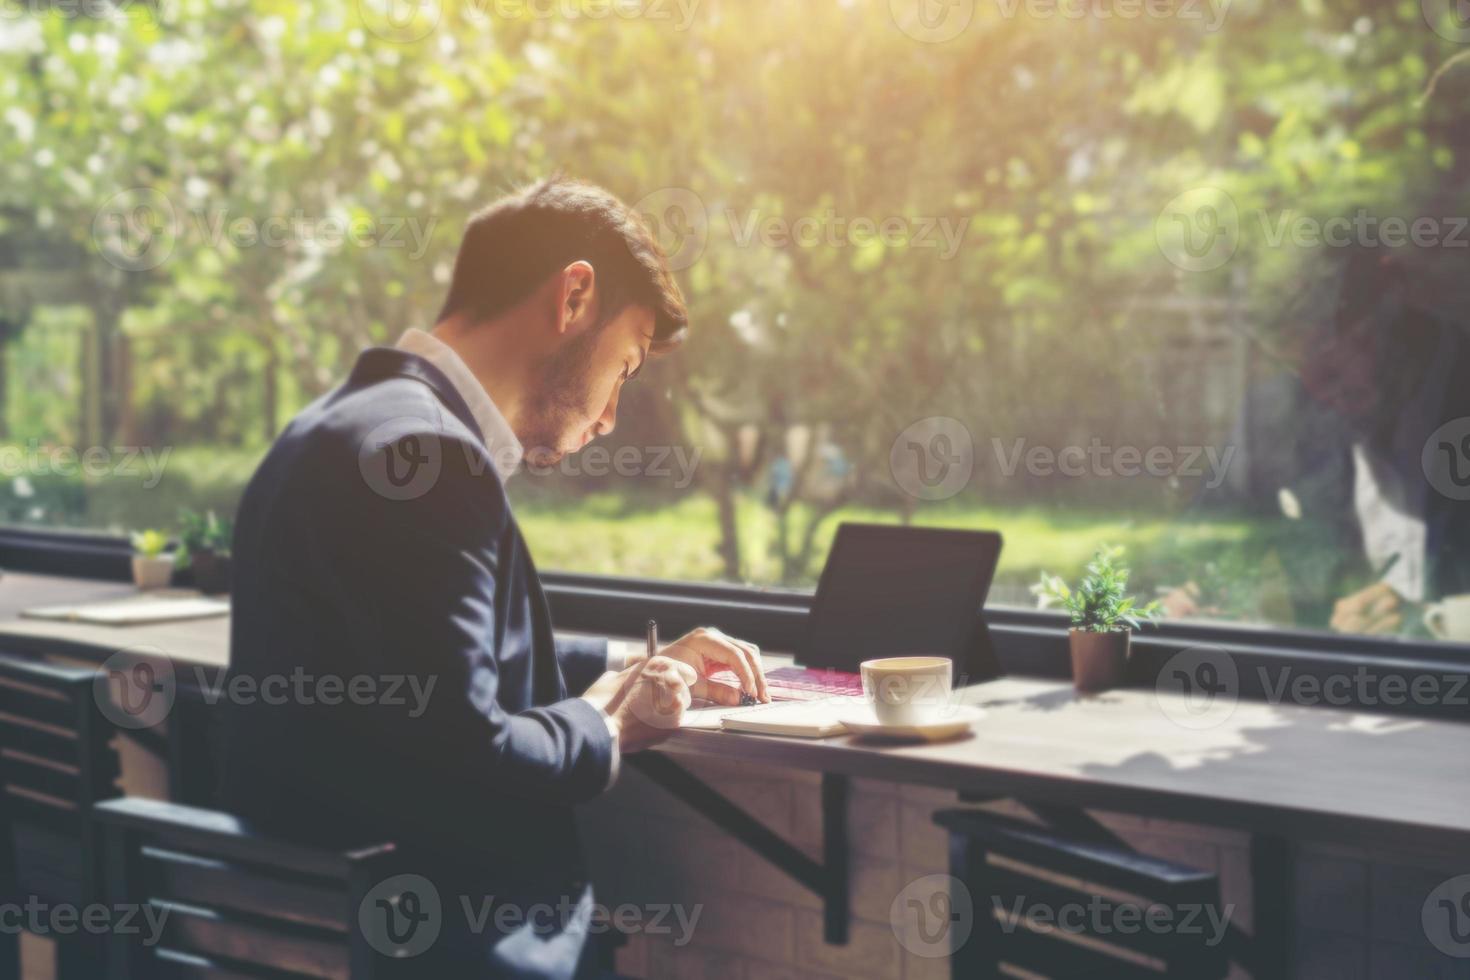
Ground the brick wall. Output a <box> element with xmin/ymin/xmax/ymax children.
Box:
<box><xmin>578</xmin><ymin>756</ymin><xmax>1466</xmax><ymax>980</ymax></box>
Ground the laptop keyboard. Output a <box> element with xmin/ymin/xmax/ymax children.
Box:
<box><xmin>707</xmin><ymin>666</ymin><xmax>865</xmax><ymax>702</ymax></box>
<box><xmin>764</xmin><ymin>666</ymin><xmax>864</xmax><ymax>701</ymax></box>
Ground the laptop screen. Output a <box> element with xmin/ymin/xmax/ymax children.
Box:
<box><xmin>799</xmin><ymin>524</ymin><xmax>1002</xmax><ymax>674</ymax></box>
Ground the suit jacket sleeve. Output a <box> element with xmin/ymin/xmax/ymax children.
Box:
<box><xmin>555</xmin><ymin>636</ymin><xmax>611</xmax><ymax>697</ymax></box>
<box><xmin>315</xmin><ymin>431</ymin><xmax>615</xmax><ymax>806</ymax></box>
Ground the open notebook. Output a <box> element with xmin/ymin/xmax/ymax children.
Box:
<box><xmin>22</xmin><ymin>594</ymin><xmax>230</xmax><ymax>626</ymax></box>
<box><xmin>682</xmin><ymin>697</ymin><xmax>860</xmax><ymax>738</ymax></box>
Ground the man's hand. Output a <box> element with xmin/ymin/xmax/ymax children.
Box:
<box><xmin>637</xmin><ymin>626</ymin><xmax>769</xmax><ymax>705</ymax></box>
<box><xmin>583</xmin><ymin>656</ymin><xmax>699</xmax><ymax>753</ymax></box>
<box><xmin>612</xmin><ymin>656</ymin><xmax>704</xmax><ymax>752</ymax></box>
<box><xmin>1330</xmin><ymin>582</ymin><xmax>1405</xmax><ymax>635</ymax></box>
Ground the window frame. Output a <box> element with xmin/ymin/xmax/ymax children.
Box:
<box><xmin>4</xmin><ymin>526</ymin><xmax>1466</xmax><ymax>721</ymax></box>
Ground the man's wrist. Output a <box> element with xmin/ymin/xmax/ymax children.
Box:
<box><xmin>580</xmin><ymin>694</ymin><xmax>623</xmax><ymax>789</ymax></box>
<box><xmin>607</xmin><ymin>639</ymin><xmax>650</xmax><ymax>672</ymax></box>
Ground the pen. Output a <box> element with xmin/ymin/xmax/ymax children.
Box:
<box><xmin>646</xmin><ymin>618</ymin><xmax>658</xmax><ymax>663</ymax></box>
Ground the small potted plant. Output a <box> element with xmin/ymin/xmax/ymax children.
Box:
<box><xmin>1033</xmin><ymin>546</ymin><xmax>1162</xmax><ymax>693</ymax></box>
<box><xmin>175</xmin><ymin>508</ymin><xmax>234</xmax><ymax>595</ymax></box>
<box><xmin>130</xmin><ymin>530</ymin><xmax>175</xmax><ymax>590</ymax></box>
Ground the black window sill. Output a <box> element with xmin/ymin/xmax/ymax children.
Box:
<box><xmin>4</xmin><ymin>527</ymin><xmax>1467</xmax><ymax>721</ymax></box>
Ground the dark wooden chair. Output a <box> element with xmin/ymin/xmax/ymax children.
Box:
<box><xmin>96</xmin><ymin>796</ymin><xmax>409</xmax><ymax>979</ymax></box>
<box><xmin>166</xmin><ymin>681</ymin><xmax>223</xmax><ymax>807</ymax></box>
<box><xmin>933</xmin><ymin>808</ymin><xmax>1229</xmax><ymax>979</ymax></box>
<box><xmin>0</xmin><ymin>653</ymin><xmax>122</xmax><ymax>979</ymax></box>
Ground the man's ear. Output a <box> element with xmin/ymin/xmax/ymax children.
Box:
<box><xmin>555</xmin><ymin>261</ymin><xmax>598</xmax><ymax>336</ymax></box>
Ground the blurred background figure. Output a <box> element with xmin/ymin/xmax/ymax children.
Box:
<box><xmin>1162</xmin><ymin>240</ymin><xmax>1470</xmax><ymax>635</ymax></box>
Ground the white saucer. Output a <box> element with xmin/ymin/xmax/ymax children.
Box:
<box><xmin>837</xmin><ymin>704</ymin><xmax>985</xmax><ymax>742</ymax></box>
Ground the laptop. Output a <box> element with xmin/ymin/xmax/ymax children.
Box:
<box><xmin>718</xmin><ymin>523</ymin><xmax>1003</xmax><ymax>702</ymax></box>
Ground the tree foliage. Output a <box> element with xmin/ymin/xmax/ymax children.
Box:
<box><xmin>2</xmin><ymin>0</ymin><xmax>1467</xmax><ymax>584</ymax></box>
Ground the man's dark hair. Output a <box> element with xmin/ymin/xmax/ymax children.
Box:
<box><xmin>436</xmin><ymin>176</ymin><xmax>688</xmax><ymax>352</ymax></box>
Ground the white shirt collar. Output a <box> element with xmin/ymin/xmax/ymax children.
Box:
<box><xmin>394</xmin><ymin>328</ymin><xmax>523</xmax><ymax>483</ymax></box>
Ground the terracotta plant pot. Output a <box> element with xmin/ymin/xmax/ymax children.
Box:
<box><xmin>132</xmin><ymin>554</ymin><xmax>176</xmax><ymax>591</ymax></box>
<box><xmin>1068</xmin><ymin>628</ymin><xmax>1132</xmax><ymax>693</ymax></box>
<box><xmin>191</xmin><ymin>550</ymin><xmax>233</xmax><ymax>595</ymax></box>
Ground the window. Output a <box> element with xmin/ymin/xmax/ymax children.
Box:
<box><xmin>3</xmin><ymin>2</ymin><xmax>1467</xmax><ymax>644</ymax></box>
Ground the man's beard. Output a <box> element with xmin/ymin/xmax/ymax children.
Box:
<box><xmin>520</xmin><ymin>325</ymin><xmax>602</xmax><ymax>465</ymax></box>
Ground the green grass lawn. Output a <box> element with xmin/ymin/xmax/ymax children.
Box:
<box><xmin>3</xmin><ymin>441</ymin><xmax>1264</xmax><ymax>605</ymax></box>
<box><xmin>515</xmin><ymin>491</ymin><xmax>1260</xmax><ymax>600</ymax></box>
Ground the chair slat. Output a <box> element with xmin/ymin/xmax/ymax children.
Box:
<box><xmin>4</xmin><ymin>784</ymin><xmax>82</xmax><ymax>832</ymax></box>
<box><xmin>153</xmin><ymin>900</ymin><xmax>350</xmax><ymax>980</ymax></box>
<box><xmin>153</xmin><ymin>945</ymin><xmax>320</xmax><ymax>979</ymax></box>
<box><xmin>2</xmin><ymin>750</ymin><xmax>82</xmax><ymax>804</ymax></box>
<box><xmin>996</xmin><ymin>915</ymin><xmax>1163</xmax><ymax>978</ymax></box>
<box><xmin>142</xmin><ymin>846</ymin><xmax>349</xmax><ymax>933</ymax></box>
<box><xmin>937</xmin><ymin>807</ymin><xmax>1229</xmax><ymax>980</ymax></box>
<box><xmin>986</xmin><ymin>864</ymin><xmax>1223</xmax><ymax>965</ymax></box>
<box><xmin>0</xmin><ymin>715</ymin><xmax>79</xmax><ymax>766</ymax></box>
<box><xmin>936</xmin><ymin>810</ymin><xmax>1217</xmax><ymax>896</ymax></box>
<box><xmin>98</xmin><ymin>799</ymin><xmax>401</xmax><ymax>980</ymax></box>
<box><xmin>0</xmin><ymin>657</ymin><xmax>96</xmax><ymax>689</ymax></box>
<box><xmin>0</xmin><ymin>680</ymin><xmax>78</xmax><ymax>730</ymax></box>
<box><xmin>99</xmin><ymin>798</ymin><xmax>359</xmax><ymax>879</ymax></box>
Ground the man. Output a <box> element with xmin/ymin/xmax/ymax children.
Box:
<box><xmin>219</xmin><ymin>177</ymin><xmax>769</xmax><ymax>978</ymax></box>
<box><xmin>1161</xmin><ymin>244</ymin><xmax>1470</xmax><ymax>634</ymax></box>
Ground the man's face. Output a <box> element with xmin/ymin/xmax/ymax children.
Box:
<box><xmin>520</xmin><ymin>303</ymin><xmax>655</xmax><ymax>465</ymax></box>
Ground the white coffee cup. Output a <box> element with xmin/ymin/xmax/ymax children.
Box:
<box><xmin>1424</xmin><ymin>595</ymin><xmax>1470</xmax><ymax>642</ymax></box>
<box><xmin>860</xmin><ymin>656</ymin><xmax>953</xmax><ymax>727</ymax></box>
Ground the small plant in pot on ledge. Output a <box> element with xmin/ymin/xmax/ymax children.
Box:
<box><xmin>130</xmin><ymin>530</ymin><xmax>174</xmax><ymax>590</ymax></box>
<box><xmin>176</xmin><ymin>509</ymin><xmax>234</xmax><ymax>595</ymax></box>
<box><xmin>1033</xmin><ymin>546</ymin><xmax>1162</xmax><ymax>693</ymax></box>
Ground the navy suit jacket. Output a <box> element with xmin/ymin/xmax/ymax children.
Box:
<box><xmin>220</xmin><ymin>347</ymin><xmax>615</xmax><ymax>977</ymax></box>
